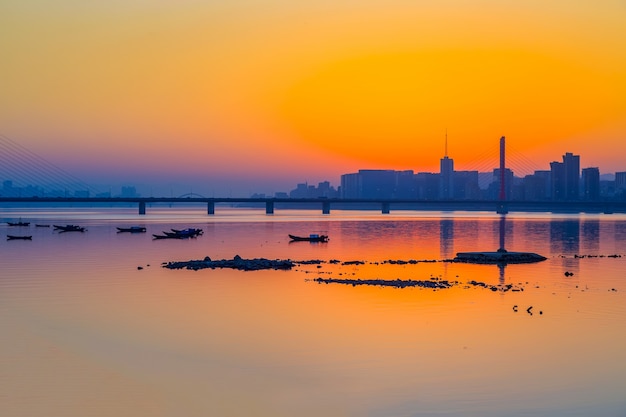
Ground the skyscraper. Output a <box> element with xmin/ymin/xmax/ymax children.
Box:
<box><xmin>582</xmin><ymin>167</ymin><xmax>600</xmax><ymax>201</ymax></box>
<box><xmin>551</xmin><ymin>152</ymin><xmax>580</xmax><ymax>201</ymax></box>
<box><xmin>563</xmin><ymin>152</ymin><xmax>580</xmax><ymax>200</ymax></box>
<box><xmin>439</xmin><ymin>132</ymin><xmax>454</xmax><ymax>199</ymax></box>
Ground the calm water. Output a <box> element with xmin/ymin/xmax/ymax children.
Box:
<box><xmin>1</xmin><ymin>207</ymin><xmax>625</xmax><ymax>417</ymax></box>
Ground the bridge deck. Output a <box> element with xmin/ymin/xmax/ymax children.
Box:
<box><xmin>1</xmin><ymin>197</ymin><xmax>626</xmax><ymax>215</ymax></box>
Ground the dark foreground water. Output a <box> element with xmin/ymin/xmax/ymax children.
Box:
<box><xmin>1</xmin><ymin>207</ymin><xmax>625</xmax><ymax>417</ymax></box>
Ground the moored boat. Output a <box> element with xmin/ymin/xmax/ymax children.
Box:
<box><xmin>53</xmin><ymin>224</ymin><xmax>86</xmax><ymax>232</ymax></box>
<box><xmin>289</xmin><ymin>234</ymin><xmax>329</xmax><ymax>242</ymax></box>
<box><xmin>7</xmin><ymin>235</ymin><xmax>32</xmax><ymax>240</ymax></box>
<box><xmin>117</xmin><ymin>226</ymin><xmax>147</xmax><ymax>233</ymax></box>
<box><xmin>153</xmin><ymin>227</ymin><xmax>203</xmax><ymax>240</ymax></box>
<box><xmin>152</xmin><ymin>233</ymin><xmax>183</xmax><ymax>240</ymax></box>
<box><xmin>170</xmin><ymin>228</ymin><xmax>203</xmax><ymax>237</ymax></box>
<box><xmin>7</xmin><ymin>221</ymin><xmax>30</xmax><ymax>226</ymax></box>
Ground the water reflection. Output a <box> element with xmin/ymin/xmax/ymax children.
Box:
<box><xmin>550</xmin><ymin>219</ymin><xmax>580</xmax><ymax>254</ymax></box>
<box><xmin>439</xmin><ymin>219</ymin><xmax>454</xmax><ymax>259</ymax></box>
<box><xmin>497</xmin><ymin>215</ymin><xmax>508</xmax><ymax>285</ymax></box>
<box><xmin>1</xmin><ymin>209</ymin><xmax>626</xmax><ymax>417</ymax></box>
<box><xmin>581</xmin><ymin>220</ymin><xmax>600</xmax><ymax>252</ymax></box>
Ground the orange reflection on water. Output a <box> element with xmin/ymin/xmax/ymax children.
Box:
<box><xmin>1</xmin><ymin>210</ymin><xmax>626</xmax><ymax>416</ymax></box>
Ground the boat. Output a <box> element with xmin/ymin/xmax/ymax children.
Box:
<box><xmin>152</xmin><ymin>233</ymin><xmax>183</xmax><ymax>240</ymax></box>
<box><xmin>35</xmin><ymin>224</ymin><xmax>50</xmax><ymax>228</ymax></box>
<box><xmin>117</xmin><ymin>226</ymin><xmax>147</xmax><ymax>233</ymax></box>
<box><xmin>153</xmin><ymin>228</ymin><xmax>203</xmax><ymax>240</ymax></box>
<box><xmin>53</xmin><ymin>224</ymin><xmax>86</xmax><ymax>232</ymax></box>
<box><xmin>170</xmin><ymin>228</ymin><xmax>203</xmax><ymax>237</ymax></box>
<box><xmin>7</xmin><ymin>235</ymin><xmax>32</xmax><ymax>240</ymax></box>
<box><xmin>289</xmin><ymin>234</ymin><xmax>329</xmax><ymax>242</ymax></box>
<box><xmin>7</xmin><ymin>221</ymin><xmax>30</xmax><ymax>226</ymax></box>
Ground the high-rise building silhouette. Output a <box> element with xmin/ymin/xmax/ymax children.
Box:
<box><xmin>616</xmin><ymin>172</ymin><xmax>626</xmax><ymax>193</ymax></box>
<box><xmin>582</xmin><ymin>167</ymin><xmax>600</xmax><ymax>201</ymax></box>
<box><xmin>551</xmin><ymin>152</ymin><xmax>580</xmax><ymax>200</ymax></box>
<box><xmin>439</xmin><ymin>132</ymin><xmax>454</xmax><ymax>199</ymax></box>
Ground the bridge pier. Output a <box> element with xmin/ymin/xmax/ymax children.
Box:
<box><xmin>266</xmin><ymin>201</ymin><xmax>274</xmax><ymax>215</ymax></box>
<box><xmin>138</xmin><ymin>201</ymin><xmax>146</xmax><ymax>215</ymax></box>
<box><xmin>322</xmin><ymin>201</ymin><xmax>331</xmax><ymax>214</ymax></box>
<box><xmin>382</xmin><ymin>202</ymin><xmax>390</xmax><ymax>214</ymax></box>
<box><xmin>496</xmin><ymin>202</ymin><xmax>508</xmax><ymax>214</ymax></box>
<box><xmin>207</xmin><ymin>201</ymin><xmax>215</xmax><ymax>215</ymax></box>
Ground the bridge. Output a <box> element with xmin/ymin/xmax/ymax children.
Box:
<box><xmin>1</xmin><ymin>196</ymin><xmax>625</xmax><ymax>215</ymax></box>
<box><xmin>2</xmin><ymin>134</ymin><xmax>625</xmax><ymax>216</ymax></box>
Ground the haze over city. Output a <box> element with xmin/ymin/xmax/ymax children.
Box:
<box><xmin>2</xmin><ymin>1</ymin><xmax>625</xmax><ymax>196</ymax></box>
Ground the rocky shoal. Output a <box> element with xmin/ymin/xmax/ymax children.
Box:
<box><xmin>164</xmin><ymin>255</ymin><xmax>295</xmax><ymax>271</ymax></box>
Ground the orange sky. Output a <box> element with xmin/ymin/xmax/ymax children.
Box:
<box><xmin>1</xmin><ymin>1</ymin><xmax>625</xmax><ymax>195</ymax></box>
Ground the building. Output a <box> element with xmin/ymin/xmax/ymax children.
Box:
<box><xmin>522</xmin><ymin>170</ymin><xmax>551</xmax><ymax>201</ymax></box>
<box><xmin>452</xmin><ymin>171</ymin><xmax>480</xmax><ymax>199</ymax></box>
<box><xmin>439</xmin><ymin>156</ymin><xmax>454</xmax><ymax>199</ymax></box>
<box><xmin>551</xmin><ymin>152</ymin><xmax>580</xmax><ymax>200</ymax></box>
<box><xmin>340</xmin><ymin>170</ymin><xmax>417</xmax><ymax>199</ymax></box>
<box><xmin>563</xmin><ymin>152</ymin><xmax>580</xmax><ymax>200</ymax></box>
<box><xmin>582</xmin><ymin>167</ymin><xmax>600</xmax><ymax>201</ymax></box>
<box><xmin>340</xmin><ymin>173</ymin><xmax>360</xmax><ymax>199</ymax></box>
<box><xmin>616</xmin><ymin>172</ymin><xmax>626</xmax><ymax>192</ymax></box>
<box><xmin>290</xmin><ymin>181</ymin><xmax>338</xmax><ymax>198</ymax></box>
<box><xmin>120</xmin><ymin>186</ymin><xmax>139</xmax><ymax>198</ymax></box>
<box><xmin>415</xmin><ymin>172</ymin><xmax>440</xmax><ymax>199</ymax></box>
<box><xmin>340</xmin><ymin>170</ymin><xmax>396</xmax><ymax>199</ymax></box>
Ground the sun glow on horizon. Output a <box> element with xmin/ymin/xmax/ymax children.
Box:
<box><xmin>1</xmin><ymin>0</ymin><xmax>625</xmax><ymax>190</ymax></box>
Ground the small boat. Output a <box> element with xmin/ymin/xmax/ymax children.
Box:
<box><xmin>35</xmin><ymin>224</ymin><xmax>51</xmax><ymax>228</ymax></box>
<box><xmin>289</xmin><ymin>234</ymin><xmax>329</xmax><ymax>242</ymax></box>
<box><xmin>153</xmin><ymin>228</ymin><xmax>203</xmax><ymax>240</ymax></box>
<box><xmin>170</xmin><ymin>228</ymin><xmax>203</xmax><ymax>237</ymax></box>
<box><xmin>7</xmin><ymin>221</ymin><xmax>30</xmax><ymax>226</ymax></box>
<box><xmin>53</xmin><ymin>224</ymin><xmax>86</xmax><ymax>232</ymax></box>
<box><xmin>117</xmin><ymin>226</ymin><xmax>147</xmax><ymax>233</ymax></box>
<box><xmin>152</xmin><ymin>233</ymin><xmax>183</xmax><ymax>240</ymax></box>
<box><xmin>7</xmin><ymin>235</ymin><xmax>32</xmax><ymax>240</ymax></box>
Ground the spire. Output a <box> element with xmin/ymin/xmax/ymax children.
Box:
<box><xmin>445</xmin><ymin>128</ymin><xmax>448</xmax><ymax>158</ymax></box>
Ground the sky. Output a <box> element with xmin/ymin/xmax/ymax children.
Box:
<box><xmin>1</xmin><ymin>0</ymin><xmax>625</xmax><ymax>196</ymax></box>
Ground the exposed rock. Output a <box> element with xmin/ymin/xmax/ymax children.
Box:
<box><xmin>314</xmin><ymin>277</ymin><xmax>453</xmax><ymax>289</ymax></box>
<box><xmin>164</xmin><ymin>256</ymin><xmax>295</xmax><ymax>271</ymax></box>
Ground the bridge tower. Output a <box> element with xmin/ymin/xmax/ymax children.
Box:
<box><xmin>497</xmin><ymin>136</ymin><xmax>508</xmax><ymax>214</ymax></box>
<box><xmin>499</xmin><ymin>136</ymin><xmax>506</xmax><ymax>201</ymax></box>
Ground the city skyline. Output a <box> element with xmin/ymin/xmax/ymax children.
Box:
<box><xmin>2</xmin><ymin>1</ymin><xmax>625</xmax><ymax>196</ymax></box>
<box><xmin>2</xmin><ymin>141</ymin><xmax>624</xmax><ymax>200</ymax></box>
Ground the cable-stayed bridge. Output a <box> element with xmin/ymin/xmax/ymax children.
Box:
<box><xmin>0</xmin><ymin>134</ymin><xmax>103</xmax><ymax>197</ymax></box>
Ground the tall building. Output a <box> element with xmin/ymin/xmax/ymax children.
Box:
<box><xmin>616</xmin><ymin>172</ymin><xmax>626</xmax><ymax>191</ymax></box>
<box><xmin>439</xmin><ymin>156</ymin><xmax>454</xmax><ymax>199</ymax></box>
<box><xmin>551</xmin><ymin>152</ymin><xmax>580</xmax><ymax>200</ymax></box>
<box><xmin>438</xmin><ymin>132</ymin><xmax>454</xmax><ymax>199</ymax></box>
<box><xmin>563</xmin><ymin>152</ymin><xmax>580</xmax><ymax>200</ymax></box>
<box><xmin>340</xmin><ymin>173</ymin><xmax>360</xmax><ymax>199</ymax></box>
<box><xmin>582</xmin><ymin>167</ymin><xmax>600</xmax><ymax>201</ymax></box>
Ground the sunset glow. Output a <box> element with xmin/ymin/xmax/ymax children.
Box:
<box><xmin>1</xmin><ymin>0</ymin><xmax>625</xmax><ymax>194</ymax></box>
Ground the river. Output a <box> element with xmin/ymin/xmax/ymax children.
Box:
<box><xmin>1</xmin><ymin>207</ymin><xmax>625</xmax><ymax>417</ymax></box>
